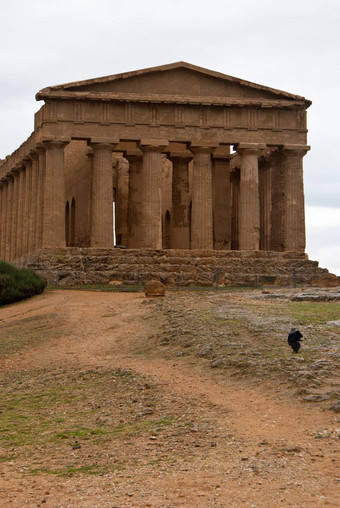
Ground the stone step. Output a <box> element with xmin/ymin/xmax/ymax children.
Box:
<box><xmin>15</xmin><ymin>247</ymin><xmax>339</xmax><ymax>288</ymax></box>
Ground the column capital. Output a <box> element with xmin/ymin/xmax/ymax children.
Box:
<box><xmin>28</xmin><ymin>149</ymin><xmax>39</xmax><ymax>161</ymax></box>
<box><xmin>281</xmin><ymin>144</ymin><xmax>310</xmax><ymax>156</ymax></box>
<box><xmin>89</xmin><ymin>139</ymin><xmax>119</xmax><ymax>152</ymax></box>
<box><xmin>11</xmin><ymin>163</ymin><xmax>24</xmax><ymax>175</ymax></box>
<box><xmin>189</xmin><ymin>142</ymin><xmax>218</xmax><ymax>154</ymax></box>
<box><xmin>139</xmin><ymin>139</ymin><xmax>168</xmax><ymax>152</ymax></box>
<box><xmin>212</xmin><ymin>153</ymin><xmax>233</xmax><ymax>161</ymax></box>
<box><xmin>168</xmin><ymin>151</ymin><xmax>193</xmax><ymax>163</ymax></box>
<box><xmin>42</xmin><ymin>140</ymin><xmax>69</xmax><ymax>150</ymax></box>
<box><xmin>86</xmin><ymin>148</ymin><xmax>94</xmax><ymax>159</ymax></box>
<box><xmin>236</xmin><ymin>143</ymin><xmax>266</xmax><ymax>156</ymax></box>
<box><xmin>35</xmin><ymin>144</ymin><xmax>46</xmax><ymax>155</ymax></box>
<box><xmin>124</xmin><ymin>148</ymin><xmax>143</xmax><ymax>159</ymax></box>
<box><xmin>22</xmin><ymin>157</ymin><xmax>33</xmax><ymax>169</ymax></box>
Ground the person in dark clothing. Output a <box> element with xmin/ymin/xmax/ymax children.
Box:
<box><xmin>287</xmin><ymin>328</ymin><xmax>303</xmax><ymax>353</ymax></box>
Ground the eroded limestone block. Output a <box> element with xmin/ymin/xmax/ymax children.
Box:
<box><xmin>310</xmin><ymin>273</ymin><xmax>339</xmax><ymax>288</ymax></box>
<box><xmin>144</xmin><ymin>280</ymin><xmax>166</xmax><ymax>297</ymax></box>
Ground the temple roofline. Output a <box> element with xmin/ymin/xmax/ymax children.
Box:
<box><xmin>36</xmin><ymin>61</ymin><xmax>311</xmax><ymax>106</ymax></box>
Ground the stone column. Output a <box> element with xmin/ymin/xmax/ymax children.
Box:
<box><xmin>10</xmin><ymin>171</ymin><xmax>19</xmax><ymax>260</ymax></box>
<box><xmin>270</xmin><ymin>149</ymin><xmax>285</xmax><ymax>251</ymax></box>
<box><xmin>281</xmin><ymin>145</ymin><xmax>309</xmax><ymax>252</ymax></box>
<box><xmin>212</xmin><ymin>153</ymin><xmax>232</xmax><ymax>250</ymax></box>
<box><xmin>90</xmin><ymin>141</ymin><xmax>117</xmax><ymax>248</ymax></box>
<box><xmin>259</xmin><ymin>157</ymin><xmax>271</xmax><ymax>251</ymax></box>
<box><xmin>16</xmin><ymin>165</ymin><xmax>26</xmax><ymax>258</ymax></box>
<box><xmin>21</xmin><ymin>159</ymin><xmax>32</xmax><ymax>256</ymax></box>
<box><xmin>230</xmin><ymin>168</ymin><xmax>240</xmax><ymax>250</ymax></box>
<box><xmin>114</xmin><ymin>156</ymin><xmax>129</xmax><ymax>246</ymax></box>
<box><xmin>139</xmin><ymin>140</ymin><xmax>168</xmax><ymax>249</ymax></box>
<box><xmin>189</xmin><ymin>144</ymin><xmax>217</xmax><ymax>250</ymax></box>
<box><xmin>36</xmin><ymin>146</ymin><xmax>45</xmax><ymax>250</ymax></box>
<box><xmin>29</xmin><ymin>152</ymin><xmax>38</xmax><ymax>253</ymax></box>
<box><xmin>125</xmin><ymin>151</ymin><xmax>143</xmax><ymax>248</ymax></box>
<box><xmin>41</xmin><ymin>141</ymin><xmax>68</xmax><ymax>248</ymax></box>
<box><xmin>5</xmin><ymin>176</ymin><xmax>13</xmax><ymax>261</ymax></box>
<box><xmin>0</xmin><ymin>182</ymin><xmax>4</xmax><ymax>260</ymax></box>
<box><xmin>168</xmin><ymin>153</ymin><xmax>192</xmax><ymax>249</ymax></box>
<box><xmin>237</xmin><ymin>143</ymin><xmax>265</xmax><ymax>251</ymax></box>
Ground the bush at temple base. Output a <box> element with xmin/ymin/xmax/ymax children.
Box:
<box><xmin>0</xmin><ymin>262</ymin><xmax>46</xmax><ymax>307</ymax></box>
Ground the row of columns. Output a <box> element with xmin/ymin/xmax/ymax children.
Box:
<box><xmin>121</xmin><ymin>141</ymin><xmax>308</xmax><ymax>252</ymax></box>
<box><xmin>0</xmin><ymin>141</ymin><xmax>68</xmax><ymax>261</ymax></box>
<box><xmin>0</xmin><ymin>138</ymin><xmax>308</xmax><ymax>262</ymax></box>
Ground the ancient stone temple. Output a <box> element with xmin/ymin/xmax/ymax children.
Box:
<box><xmin>0</xmin><ymin>62</ymin><xmax>336</xmax><ymax>286</ymax></box>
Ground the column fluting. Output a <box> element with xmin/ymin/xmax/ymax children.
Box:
<box><xmin>139</xmin><ymin>140</ymin><xmax>168</xmax><ymax>249</ymax></box>
<box><xmin>189</xmin><ymin>144</ymin><xmax>216</xmax><ymax>250</ymax></box>
<box><xmin>41</xmin><ymin>141</ymin><xmax>68</xmax><ymax>248</ymax></box>
<box><xmin>237</xmin><ymin>143</ymin><xmax>265</xmax><ymax>251</ymax></box>
<box><xmin>90</xmin><ymin>142</ymin><xmax>117</xmax><ymax>247</ymax></box>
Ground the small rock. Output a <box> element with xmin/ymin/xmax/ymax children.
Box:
<box><xmin>109</xmin><ymin>279</ymin><xmax>123</xmax><ymax>286</ymax></box>
<box><xmin>303</xmin><ymin>394</ymin><xmax>330</xmax><ymax>402</ymax></box>
<box><xmin>198</xmin><ymin>345</ymin><xmax>212</xmax><ymax>357</ymax></box>
<box><xmin>310</xmin><ymin>359</ymin><xmax>333</xmax><ymax>371</ymax></box>
<box><xmin>144</xmin><ymin>280</ymin><xmax>166</xmax><ymax>297</ymax></box>
<box><xmin>211</xmin><ymin>358</ymin><xmax>223</xmax><ymax>368</ymax></box>
<box><xmin>330</xmin><ymin>400</ymin><xmax>340</xmax><ymax>413</ymax></box>
<box><xmin>286</xmin><ymin>446</ymin><xmax>303</xmax><ymax>453</ymax></box>
<box><xmin>328</xmin><ymin>320</ymin><xmax>340</xmax><ymax>327</ymax></box>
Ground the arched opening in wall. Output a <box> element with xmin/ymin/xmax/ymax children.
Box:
<box><xmin>65</xmin><ymin>201</ymin><xmax>70</xmax><ymax>246</ymax></box>
<box><xmin>162</xmin><ymin>210</ymin><xmax>171</xmax><ymax>249</ymax></box>
<box><xmin>70</xmin><ymin>198</ymin><xmax>76</xmax><ymax>246</ymax></box>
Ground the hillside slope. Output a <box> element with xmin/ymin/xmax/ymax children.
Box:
<box><xmin>0</xmin><ymin>289</ymin><xmax>339</xmax><ymax>507</ymax></box>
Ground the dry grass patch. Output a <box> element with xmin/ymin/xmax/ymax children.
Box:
<box><xmin>0</xmin><ymin>367</ymin><xmax>214</xmax><ymax>477</ymax></box>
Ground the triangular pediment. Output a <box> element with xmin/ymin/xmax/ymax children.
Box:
<box><xmin>36</xmin><ymin>62</ymin><xmax>310</xmax><ymax>105</ymax></box>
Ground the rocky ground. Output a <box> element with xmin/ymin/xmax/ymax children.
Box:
<box><xmin>144</xmin><ymin>287</ymin><xmax>340</xmax><ymax>413</ymax></box>
<box><xmin>0</xmin><ymin>287</ymin><xmax>339</xmax><ymax>507</ymax></box>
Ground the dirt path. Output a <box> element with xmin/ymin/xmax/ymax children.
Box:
<box><xmin>0</xmin><ymin>290</ymin><xmax>339</xmax><ymax>507</ymax></box>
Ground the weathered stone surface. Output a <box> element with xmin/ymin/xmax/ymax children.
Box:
<box><xmin>0</xmin><ymin>64</ymin><xmax>337</xmax><ymax>288</ymax></box>
<box><xmin>310</xmin><ymin>273</ymin><xmax>339</xmax><ymax>288</ymax></box>
<box><xmin>15</xmin><ymin>247</ymin><xmax>338</xmax><ymax>288</ymax></box>
<box><xmin>0</xmin><ymin>62</ymin><xmax>321</xmax><ymax>283</ymax></box>
<box><xmin>144</xmin><ymin>280</ymin><xmax>166</xmax><ymax>297</ymax></box>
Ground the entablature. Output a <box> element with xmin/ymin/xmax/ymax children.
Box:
<box><xmin>35</xmin><ymin>91</ymin><xmax>309</xmax><ymax>110</ymax></box>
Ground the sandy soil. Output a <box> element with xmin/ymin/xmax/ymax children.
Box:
<box><xmin>0</xmin><ymin>289</ymin><xmax>339</xmax><ymax>507</ymax></box>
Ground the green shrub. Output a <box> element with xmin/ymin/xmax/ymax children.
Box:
<box><xmin>0</xmin><ymin>262</ymin><xmax>46</xmax><ymax>307</ymax></box>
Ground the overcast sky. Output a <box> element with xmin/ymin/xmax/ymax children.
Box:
<box><xmin>1</xmin><ymin>0</ymin><xmax>339</xmax><ymax>274</ymax></box>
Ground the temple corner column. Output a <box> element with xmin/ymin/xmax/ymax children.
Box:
<box><xmin>281</xmin><ymin>144</ymin><xmax>310</xmax><ymax>253</ymax></box>
<box><xmin>41</xmin><ymin>139</ymin><xmax>69</xmax><ymax>248</ymax></box>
